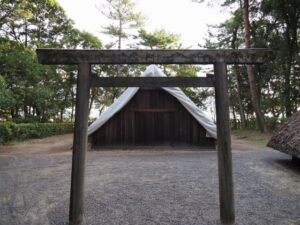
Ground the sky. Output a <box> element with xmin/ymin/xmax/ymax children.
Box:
<box><xmin>56</xmin><ymin>0</ymin><xmax>233</xmax><ymax>48</ymax></box>
<box><xmin>56</xmin><ymin>0</ymin><xmax>233</xmax><ymax>118</ymax></box>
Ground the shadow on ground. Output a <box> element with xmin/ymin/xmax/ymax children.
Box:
<box><xmin>272</xmin><ymin>158</ymin><xmax>300</xmax><ymax>174</ymax></box>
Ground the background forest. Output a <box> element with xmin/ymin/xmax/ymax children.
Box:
<box><xmin>0</xmin><ymin>0</ymin><xmax>299</xmax><ymax>140</ymax></box>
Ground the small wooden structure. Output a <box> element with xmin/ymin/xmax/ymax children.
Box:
<box><xmin>36</xmin><ymin>48</ymin><xmax>273</xmax><ymax>225</ymax></box>
<box><xmin>268</xmin><ymin>111</ymin><xmax>300</xmax><ymax>160</ymax></box>
<box><xmin>89</xmin><ymin>87</ymin><xmax>215</xmax><ymax>148</ymax></box>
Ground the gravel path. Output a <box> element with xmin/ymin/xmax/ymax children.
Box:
<box><xmin>0</xmin><ymin>136</ymin><xmax>299</xmax><ymax>225</ymax></box>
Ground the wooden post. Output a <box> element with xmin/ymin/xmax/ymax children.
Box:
<box><xmin>34</xmin><ymin>48</ymin><xmax>274</xmax><ymax>225</ymax></box>
<box><xmin>69</xmin><ymin>63</ymin><xmax>90</xmax><ymax>225</ymax></box>
<box><xmin>214</xmin><ymin>62</ymin><xmax>235</xmax><ymax>224</ymax></box>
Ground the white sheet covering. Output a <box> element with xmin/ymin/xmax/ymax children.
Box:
<box><xmin>88</xmin><ymin>65</ymin><xmax>217</xmax><ymax>139</ymax></box>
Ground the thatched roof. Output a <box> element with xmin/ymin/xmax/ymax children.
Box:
<box><xmin>267</xmin><ymin>111</ymin><xmax>300</xmax><ymax>158</ymax></box>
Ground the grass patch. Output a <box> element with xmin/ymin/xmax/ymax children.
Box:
<box><xmin>247</xmin><ymin>140</ymin><xmax>269</xmax><ymax>147</ymax></box>
<box><xmin>232</xmin><ymin>129</ymin><xmax>273</xmax><ymax>147</ymax></box>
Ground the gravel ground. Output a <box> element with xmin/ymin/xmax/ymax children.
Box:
<box><xmin>0</xmin><ymin>149</ymin><xmax>299</xmax><ymax>225</ymax></box>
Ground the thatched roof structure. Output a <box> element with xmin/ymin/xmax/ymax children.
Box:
<box><xmin>267</xmin><ymin>111</ymin><xmax>300</xmax><ymax>158</ymax></box>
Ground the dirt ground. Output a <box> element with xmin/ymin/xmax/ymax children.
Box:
<box><xmin>0</xmin><ymin>134</ymin><xmax>299</xmax><ymax>225</ymax></box>
<box><xmin>0</xmin><ymin>134</ymin><xmax>73</xmax><ymax>155</ymax></box>
<box><xmin>0</xmin><ymin>133</ymin><xmax>270</xmax><ymax>155</ymax></box>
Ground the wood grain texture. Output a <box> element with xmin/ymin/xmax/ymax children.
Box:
<box><xmin>214</xmin><ymin>62</ymin><xmax>235</xmax><ymax>224</ymax></box>
<box><xmin>89</xmin><ymin>76</ymin><xmax>215</xmax><ymax>87</ymax></box>
<box><xmin>91</xmin><ymin>88</ymin><xmax>215</xmax><ymax>148</ymax></box>
<box><xmin>69</xmin><ymin>64</ymin><xmax>90</xmax><ymax>225</ymax></box>
<box><xmin>36</xmin><ymin>49</ymin><xmax>273</xmax><ymax>65</ymax></box>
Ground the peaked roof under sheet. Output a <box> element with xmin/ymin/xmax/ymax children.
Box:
<box><xmin>88</xmin><ymin>65</ymin><xmax>217</xmax><ymax>139</ymax></box>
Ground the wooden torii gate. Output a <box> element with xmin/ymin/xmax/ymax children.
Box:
<box><xmin>37</xmin><ymin>49</ymin><xmax>272</xmax><ymax>225</ymax></box>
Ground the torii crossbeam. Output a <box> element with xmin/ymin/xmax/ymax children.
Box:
<box><xmin>36</xmin><ymin>48</ymin><xmax>273</xmax><ymax>225</ymax></box>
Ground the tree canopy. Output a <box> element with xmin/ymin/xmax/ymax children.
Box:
<box><xmin>0</xmin><ymin>0</ymin><xmax>103</xmax><ymax>122</ymax></box>
<box><xmin>0</xmin><ymin>0</ymin><xmax>299</xmax><ymax>132</ymax></box>
<box><xmin>199</xmin><ymin>0</ymin><xmax>300</xmax><ymax>129</ymax></box>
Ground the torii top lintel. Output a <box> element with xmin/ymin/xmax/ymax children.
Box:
<box><xmin>36</xmin><ymin>49</ymin><xmax>273</xmax><ymax>65</ymax></box>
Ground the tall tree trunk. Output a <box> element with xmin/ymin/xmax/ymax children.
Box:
<box><xmin>71</xmin><ymin>90</ymin><xmax>75</xmax><ymax>122</ymax></box>
<box><xmin>230</xmin><ymin>24</ymin><xmax>246</xmax><ymax>129</ymax></box>
<box><xmin>25</xmin><ymin>23</ymin><xmax>28</xmax><ymax>47</ymax></box>
<box><xmin>36</xmin><ymin>108</ymin><xmax>41</xmax><ymax>122</ymax></box>
<box><xmin>243</xmin><ymin>0</ymin><xmax>268</xmax><ymax>133</ymax></box>
<box><xmin>234</xmin><ymin>66</ymin><xmax>247</xmax><ymax>128</ymax></box>
<box><xmin>232</xmin><ymin>105</ymin><xmax>237</xmax><ymax>129</ymax></box>
<box><xmin>89</xmin><ymin>91</ymin><xmax>95</xmax><ymax>115</ymax></box>
<box><xmin>23</xmin><ymin>104</ymin><xmax>28</xmax><ymax>118</ymax></box>
<box><xmin>10</xmin><ymin>109</ymin><xmax>15</xmax><ymax>120</ymax></box>
<box><xmin>60</xmin><ymin>109</ymin><xmax>64</xmax><ymax>122</ymax></box>
<box><xmin>282</xmin><ymin>8</ymin><xmax>298</xmax><ymax>117</ymax></box>
<box><xmin>71</xmin><ymin>106</ymin><xmax>74</xmax><ymax>122</ymax></box>
<box><xmin>283</xmin><ymin>65</ymin><xmax>292</xmax><ymax>117</ymax></box>
<box><xmin>118</xmin><ymin>19</ymin><xmax>122</xmax><ymax>50</ymax></box>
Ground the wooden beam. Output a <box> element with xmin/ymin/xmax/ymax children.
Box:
<box><xmin>36</xmin><ymin>49</ymin><xmax>273</xmax><ymax>65</ymax></box>
<box><xmin>130</xmin><ymin>108</ymin><xmax>178</xmax><ymax>112</ymax></box>
<box><xmin>69</xmin><ymin>63</ymin><xmax>90</xmax><ymax>225</ymax></box>
<box><xmin>89</xmin><ymin>76</ymin><xmax>215</xmax><ymax>87</ymax></box>
<box><xmin>214</xmin><ymin>62</ymin><xmax>235</xmax><ymax>224</ymax></box>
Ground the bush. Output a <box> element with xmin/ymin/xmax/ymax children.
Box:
<box><xmin>13</xmin><ymin>115</ymin><xmax>41</xmax><ymax>123</ymax></box>
<box><xmin>0</xmin><ymin>122</ymin><xmax>73</xmax><ymax>144</ymax></box>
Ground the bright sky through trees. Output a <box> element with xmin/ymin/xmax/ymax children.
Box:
<box><xmin>54</xmin><ymin>0</ymin><xmax>232</xmax><ymax>119</ymax></box>
<box><xmin>1</xmin><ymin>0</ymin><xmax>299</xmax><ymax>128</ymax></box>
<box><xmin>56</xmin><ymin>0</ymin><xmax>231</xmax><ymax>48</ymax></box>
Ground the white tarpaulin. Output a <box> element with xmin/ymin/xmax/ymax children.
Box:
<box><xmin>88</xmin><ymin>65</ymin><xmax>217</xmax><ymax>139</ymax></box>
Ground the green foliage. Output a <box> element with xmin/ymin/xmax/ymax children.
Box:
<box><xmin>99</xmin><ymin>0</ymin><xmax>145</xmax><ymax>49</ymax></box>
<box><xmin>138</xmin><ymin>29</ymin><xmax>181</xmax><ymax>49</ymax></box>
<box><xmin>163</xmin><ymin>65</ymin><xmax>214</xmax><ymax>108</ymax></box>
<box><xmin>0</xmin><ymin>122</ymin><xmax>73</xmax><ymax>144</ymax></box>
<box><xmin>1</xmin><ymin>0</ymin><xmax>297</xmax><ymax>132</ymax></box>
<box><xmin>0</xmin><ymin>75</ymin><xmax>15</xmax><ymax>119</ymax></box>
<box><xmin>138</xmin><ymin>28</ymin><xmax>213</xmax><ymax>109</ymax></box>
<box><xmin>0</xmin><ymin>0</ymin><xmax>74</xmax><ymax>48</ymax></box>
<box><xmin>200</xmin><ymin>0</ymin><xmax>300</xmax><ymax>129</ymax></box>
<box><xmin>0</xmin><ymin>0</ymin><xmax>103</xmax><ymax>123</ymax></box>
<box><xmin>63</xmin><ymin>29</ymin><xmax>102</xmax><ymax>49</ymax></box>
<box><xmin>232</xmin><ymin>116</ymin><xmax>289</xmax><ymax>131</ymax></box>
<box><xmin>0</xmin><ymin>38</ymin><xmax>62</xmax><ymax>121</ymax></box>
<box><xmin>90</xmin><ymin>64</ymin><xmax>146</xmax><ymax>109</ymax></box>
<box><xmin>260</xmin><ymin>0</ymin><xmax>300</xmax><ymax>117</ymax></box>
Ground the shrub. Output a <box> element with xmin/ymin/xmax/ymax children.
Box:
<box><xmin>0</xmin><ymin>122</ymin><xmax>73</xmax><ymax>144</ymax></box>
<box><xmin>0</xmin><ymin>122</ymin><xmax>15</xmax><ymax>144</ymax></box>
<box><xmin>13</xmin><ymin>115</ymin><xmax>40</xmax><ymax>123</ymax></box>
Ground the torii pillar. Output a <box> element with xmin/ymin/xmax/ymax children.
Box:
<box><xmin>36</xmin><ymin>48</ymin><xmax>273</xmax><ymax>225</ymax></box>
